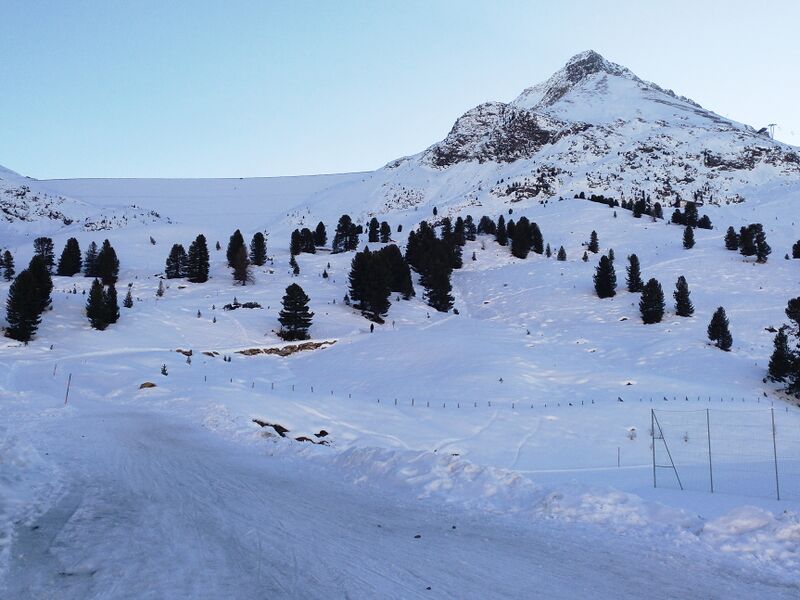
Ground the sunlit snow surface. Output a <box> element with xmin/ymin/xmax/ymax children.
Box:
<box><xmin>3</xmin><ymin>52</ymin><xmax>800</xmax><ymax>597</ymax></box>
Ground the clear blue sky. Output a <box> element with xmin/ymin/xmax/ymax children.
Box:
<box><xmin>2</xmin><ymin>0</ymin><xmax>798</xmax><ymax>179</ymax></box>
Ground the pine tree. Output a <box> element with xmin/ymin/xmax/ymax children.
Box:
<box><xmin>707</xmin><ymin>307</ymin><xmax>732</xmax><ymax>351</ymax></box>
<box><xmin>768</xmin><ymin>328</ymin><xmax>794</xmax><ymax>382</ymax></box>
<box><xmin>464</xmin><ymin>215</ymin><xmax>477</xmax><ymax>241</ymax></box>
<box><xmin>103</xmin><ymin>283</ymin><xmax>120</xmax><ymax>325</ymax></box>
<box><xmin>754</xmin><ymin>225</ymin><xmax>771</xmax><ymax>263</ymax></box>
<box><xmin>626</xmin><ymin>254</ymin><xmax>643</xmax><ymax>292</ymax></box>
<box><xmin>739</xmin><ymin>225</ymin><xmax>757</xmax><ymax>258</ymax></box>
<box><xmin>653</xmin><ymin>202</ymin><xmax>663</xmax><ymax>219</ymax></box>
<box><xmin>33</xmin><ymin>237</ymin><xmax>55</xmax><ymax>273</ymax></box>
<box><xmin>290</xmin><ymin>229</ymin><xmax>302</xmax><ymax>256</ymax></box>
<box><xmin>250</xmin><ymin>232</ymin><xmax>267</xmax><ymax>266</ymax></box>
<box><xmin>495</xmin><ymin>215</ymin><xmax>508</xmax><ymax>246</ymax></box>
<box><xmin>531</xmin><ymin>223</ymin><xmax>544</xmax><ymax>254</ymax></box>
<box><xmin>421</xmin><ymin>258</ymin><xmax>454</xmax><ymax>312</ymax></box>
<box><xmin>278</xmin><ymin>283</ymin><xmax>313</xmax><ymax>341</ymax></box>
<box><xmin>368</xmin><ymin>217</ymin><xmax>380</xmax><ymax>243</ymax></box>
<box><xmin>379</xmin><ymin>221</ymin><xmax>391</xmax><ymax>243</ymax></box>
<box><xmin>607</xmin><ymin>248</ymin><xmax>615</xmax><ymax>263</ymax></box>
<box><xmin>232</xmin><ymin>245</ymin><xmax>252</xmax><ymax>285</ymax></box>
<box><xmin>684</xmin><ymin>202</ymin><xmax>699</xmax><ymax>227</ymax></box>
<box><xmin>557</xmin><ymin>246</ymin><xmax>567</xmax><ymax>261</ymax></box>
<box><xmin>165</xmin><ymin>244</ymin><xmax>188</xmax><ymax>278</ymax></box>
<box><xmin>780</xmin><ymin>298</ymin><xmax>800</xmax><ymax>393</ymax></box>
<box><xmin>588</xmin><ymin>230</ymin><xmax>599</xmax><ymax>253</ymax></box>
<box><xmin>96</xmin><ymin>239</ymin><xmax>119</xmax><ymax>285</ymax></box>
<box><xmin>639</xmin><ymin>278</ymin><xmax>665</xmax><ymax>324</ymax></box>
<box><xmin>86</xmin><ymin>279</ymin><xmax>108</xmax><ymax>330</ymax></box>
<box><xmin>505</xmin><ymin>219</ymin><xmax>515</xmax><ymax>242</ymax></box>
<box><xmin>300</xmin><ymin>228</ymin><xmax>316</xmax><ymax>253</ymax></box>
<box><xmin>545</xmin><ymin>243</ymin><xmax>552</xmax><ymax>258</ymax></box>
<box><xmin>123</xmin><ymin>286</ymin><xmax>134</xmax><ymax>308</ymax></box>
<box><xmin>348</xmin><ymin>247</ymin><xmax>390</xmax><ymax>322</ymax></box>
<box><xmin>156</xmin><ymin>279</ymin><xmax>165</xmax><ymax>297</ymax></box>
<box><xmin>186</xmin><ymin>234</ymin><xmax>210</xmax><ymax>283</ymax></box>
<box><xmin>697</xmin><ymin>215</ymin><xmax>713</xmax><ymax>230</ymax></box>
<box><xmin>226</xmin><ymin>229</ymin><xmax>245</xmax><ymax>267</ymax></box>
<box><xmin>673</xmin><ymin>276</ymin><xmax>694</xmax><ymax>317</ymax></box>
<box><xmin>5</xmin><ymin>270</ymin><xmax>41</xmax><ymax>342</ymax></box>
<box><xmin>593</xmin><ymin>255</ymin><xmax>616</xmax><ymax>298</ymax></box>
<box><xmin>376</xmin><ymin>244</ymin><xmax>414</xmax><ymax>299</ymax></box>
<box><xmin>56</xmin><ymin>238</ymin><xmax>82</xmax><ymax>276</ymax></box>
<box><xmin>453</xmin><ymin>217</ymin><xmax>466</xmax><ymax>246</ymax></box>
<box><xmin>28</xmin><ymin>255</ymin><xmax>53</xmax><ymax>313</ymax></box>
<box><xmin>683</xmin><ymin>226</ymin><xmax>695</xmax><ymax>249</ymax></box>
<box><xmin>84</xmin><ymin>241</ymin><xmax>98</xmax><ymax>277</ymax></box>
<box><xmin>724</xmin><ymin>226</ymin><xmax>739</xmax><ymax>251</ymax></box>
<box><xmin>477</xmin><ymin>216</ymin><xmax>496</xmax><ymax>235</ymax></box>
<box><xmin>3</xmin><ymin>250</ymin><xmax>14</xmax><ymax>281</ymax></box>
<box><xmin>582</xmin><ymin>251</ymin><xmax>588</xmax><ymax>262</ymax></box>
<box><xmin>313</xmin><ymin>221</ymin><xmax>327</xmax><ymax>247</ymax></box>
<box><xmin>510</xmin><ymin>217</ymin><xmax>532</xmax><ymax>259</ymax></box>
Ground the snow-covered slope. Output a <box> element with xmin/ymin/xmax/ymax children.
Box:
<box><xmin>0</xmin><ymin>167</ymin><xmax>167</xmax><ymax>236</ymax></box>
<box><xmin>3</xmin><ymin>51</ymin><xmax>800</xmax><ymax>595</ymax></box>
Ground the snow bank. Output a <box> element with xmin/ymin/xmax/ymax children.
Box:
<box><xmin>0</xmin><ymin>434</ymin><xmax>63</xmax><ymax>576</ymax></box>
<box><xmin>289</xmin><ymin>443</ymin><xmax>800</xmax><ymax>574</ymax></box>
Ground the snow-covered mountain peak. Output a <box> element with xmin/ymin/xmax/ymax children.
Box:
<box><xmin>511</xmin><ymin>49</ymin><xmax>641</xmax><ymax>112</ymax></box>
<box><xmin>402</xmin><ymin>50</ymin><xmax>800</xmax><ymax>208</ymax></box>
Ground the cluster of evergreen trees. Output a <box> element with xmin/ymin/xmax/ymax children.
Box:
<box><xmin>165</xmin><ymin>235</ymin><xmax>211</xmax><ymax>282</ymax></box>
<box><xmin>348</xmin><ymin>245</ymin><xmax>414</xmax><ymax>322</ymax></box>
<box><xmin>723</xmin><ymin>223</ymin><xmax>771</xmax><ymax>262</ymax></box>
<box><xmin>406</xmin><ymin>221</ymin><xmax>458</xmax><ymax>312</ymax></box>
<box><xmin>226</xmin><ymin>230</ymin><xmax>253</xmax><ymax>285</ymax></box>
<box><xmin>367</xmin><ymin>218</ymin><xmax>392</xmax><ymax>244</ymax></box>
<box><xmin>290</xmin><ymin>228</ymin><xmax>317</xmax><ymax>255</ymax></box>
<box><xmin>592</xmin><ymin>252</ymin><xmax>696</xmax><ymax>326</ymax></box>
<box><xmin>670</xmin><ymin>202</ymin><xmax>712</xmax><ymax>229</ymax></box>
<box><xmin>332</xmin><ymin>215</ymin><xmax>360</xmax><ymax>253</ymax></box>
<box><xmin>576</xmin><ymin>191</ymin><xmax>666</xmax><ymax>221</ymax></box>
<box><xmin>723</xmin><ymin>223</ymin><xmax>771</xmax><ymax>261</ymax></box>
<box><xmin>5</xmin><ymin>255</ymin><xmax>53</xmax><ymax>342</ymax></box>
<box><xmin>84</xmin><ymin>239</ymin><xmax>120</xmax><ymax>284</ymax></box>
<box><xmin>86</xmin><ymin>279</ymin><xmax>120</xmax><ymax>330</ymax></box>
<box><xmin>768</xmin><ymin>297</ymin><xmax>800</xmax><ymax>394</ymax></box>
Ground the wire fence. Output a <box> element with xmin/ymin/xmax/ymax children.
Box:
<box><xmin>652</xmin><ymin>408</ymin><xmax>800</xmax><ymax>501</ymax></box>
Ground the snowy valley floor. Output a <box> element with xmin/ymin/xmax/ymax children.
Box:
<box><xmin>2</xmin><ymin>394</ymin><xmax>799</xmax><ymax>600</ymax></box>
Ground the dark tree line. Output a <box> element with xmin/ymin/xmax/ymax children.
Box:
<box><xmin>165</xmin><ymin>235</ymin><xmax>210</xmax><ymax>282</ymax></box>
<box><xmin>290</xmin><ymin>228</ymin><xmax>316</xmax><ymax>255</ymax></box>
<box><xmin>670</xmin><ymin>202</ymin><xmax>712</xmax><ymax>229</ymax></box>
<box><xmin>768</xmin><ymin>297</ymin><xmax>800</xmax><ymax>393</ymax></box>
<box><xmin>86</xmin><ymin>279</ymin><xmax>120</xmax><ymax>330</ymax></box>
<box><xmin>348</xmin><ymin>245</ymin><xmax>414</xmax><ymax>322</ymax></box>
<box><xmin>5</xmin><ymin>255</ymin><xmax>54</xmax><ymax>342</ymax></box>
<box><xmin>406</xmin><ymin>221</ymin><xmax>455</xmax><ymax>312</ymax></box>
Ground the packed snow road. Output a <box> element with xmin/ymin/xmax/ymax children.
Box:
<box><xmin>4</xmin><ymin>401</ymin><xmax>798</xmax><ymax>599</ymax></box>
